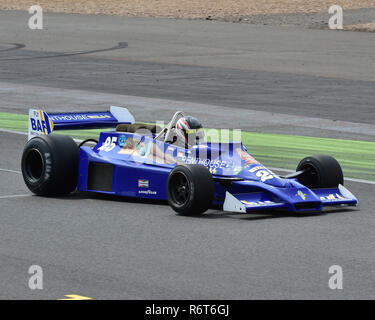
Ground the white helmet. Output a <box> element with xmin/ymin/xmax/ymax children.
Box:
<box><xmin>175</xmin><ymin>116</ymin><xmax>205</xmax><ymax>147</ymax></box>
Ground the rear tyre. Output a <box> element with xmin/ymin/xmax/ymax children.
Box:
<box><xmin>296</xmin><ymin>154</ymin><xmax>343</xmax><ymax>188</ymax></box>
<box><xmin>167</xmin><ymin>164</ymin><xmax>214</xmax><ymax>215</ymax></box>
<box><xmin>21</xmin><ymin>135</ymin><xmax>79</xmax><ymax>196</ymax></box>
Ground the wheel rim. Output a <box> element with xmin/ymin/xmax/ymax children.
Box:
<box><xmin>24</xmin><ymin>148</ymin><xmax>44</xmax><ymax>182</ymax></box>
<box><xmin>299</xmin><ymin>163</ymin><xmax>320</xmax><ymax>188</ymax></box>
<box><xmin>169</xmin><ymin>172</ymin><xmax>191</xmax><ymax>206</ymax></box>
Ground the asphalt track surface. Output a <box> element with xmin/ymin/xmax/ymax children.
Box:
<box><xmin>0</xmin><ymin>11</ymin><xmax>374</xmax><ymax>299</ymax></box>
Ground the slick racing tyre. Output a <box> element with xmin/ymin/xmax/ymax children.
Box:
<box><xmin>167</xmin><ymin>164</ymin><xmax>214</xmax><ymax>215</ymax></box>
<box><xmin>21</xmin><ymin>135</ymin><xmax>79</xmax><ymax>196</ymax></box>
<box><xmin>296</xmin><ymin>155</ymin><xmax>344</xmax><ymax>189</ymax></box>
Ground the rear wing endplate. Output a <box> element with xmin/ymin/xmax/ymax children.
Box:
<box><xmin>28</xmin><ymin>106</ymin><xmax>135</xmax><ymax>140</ymax></box>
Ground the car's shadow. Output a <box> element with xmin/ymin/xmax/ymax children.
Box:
<box><xmin>199</xmin><ymin>206</ymin><xmax>358</xmax><ymax>221</ymax></box>
<box><xmin>48</xmin><ymin>191</ymin><xmax>167</xmax><ymax>205</ymax></box>
<box><xmin>47</xmin><ymin>191</ymin><xmax>358</xmax><ymax>221</ymax></box>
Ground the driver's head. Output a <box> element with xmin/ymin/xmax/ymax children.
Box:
<box><xmin>175</xmin><ymin>116</ymin><xmax>205</xmax><ymax>147</ymax></box>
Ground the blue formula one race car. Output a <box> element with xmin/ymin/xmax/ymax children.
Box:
<box><xmin>21</xmin><ymin>107</ymin><xmax>358</xmax><ymax>215</ymax></box>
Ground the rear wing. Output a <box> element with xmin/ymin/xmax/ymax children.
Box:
<box><xmin>28</xmin><ymin>106</ymin><xmax>135</xmax><ymax>140</ymax></box>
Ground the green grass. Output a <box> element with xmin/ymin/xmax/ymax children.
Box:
<box><xmin>240</xmin><ymin>132</ymin><xmax>375</xmax><ymax>181</ymax></box>
<box><xmin>1</xmin><ymin>112</ymin><xmax>374</xmax><ymax>181</ymax></box>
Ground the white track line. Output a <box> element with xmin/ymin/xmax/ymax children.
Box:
<box><xmin>0</xmin><ymin>168</ymin><xmax>21</xmax><ymax>174</ymax></box>
<box><xmin>0</xmin><ymin>194</ymin><xmax>31</xmax><ymax>199</ymax></box>
<box><xmin>0</xmin><ymin>128</ymin><xmax>28</xmax><ymax>136</ymax></box>
<box><xmin>343</xmin><ymin>177</ymin><xmax>375</xmax><ymax>185</ymax></box>
<box><xmin>1</xmin><ymin>129</ymin><xmax>374</xmax><ymax>185</ymax></box>
<box><xmin>0</xmin><ymin>129</ymin><xmax>83</xmax><ymax>142</ymax></box>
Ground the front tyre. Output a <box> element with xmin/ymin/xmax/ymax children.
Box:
<box><xmin>167</xmin><ymin>164</ymin><xmax>214</xmax><ymax>215</ymax></box>
<box><xmin>296</xmin><ymin>154</ymin><xmax>343</xmax><ymax>188</ymax></box>
<box><xmin>21</xmin><ymin>135</ymin><xmax>79</xmax><ymax>196</ymax></box>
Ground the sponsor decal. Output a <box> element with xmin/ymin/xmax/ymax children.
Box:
<box><xmin>44</xmin><ymin>152</ymin><xmax>51</xmax><ymax>180</ymax></box>
<box><xmin>181</xmin><ymin>156</ymin><xmax>233</xmax><ymax>169</ymax></box>
<box><xmin>118</xmin><ymin>135</ymin><xmax>127</xmax><ymax>147</ymax></box>
<box><xmin>138</xmin><ymin>190</ymin><xmax>157</xmax><ymax>195</ymax></box>
<box><xmin>236</xmin><ymin>148</ymin><xmax>259</xmax><ymax>167</ymax></box>
<box><xmin>49</xmin><ymin>113</ymin><xmax>113</xmax><ymax>122</ymax></box>
<box><xmin>241</xmin><ymin>200</ymin><xmax>275</xmax><ymax>206</ymax></box>
<box><xmin>118</xmin><ymin>139</ymin><xmax>177</xmax><ymax>165</ymax></box>
<box><xmin>49</xmin><ymin>114</ymin><xmax>88</xmax><ymax>121</ymax></box>
<box><xmin>232</xmin><ymin>166</ymin><xmax>243</xmax><ymax>175</ymax></box>
<box><xmin>320</xmin><ymin>194</ymin><xmax>346</xmax><ymax>201</ymax></box>
<box><xmin>51</xmin><ymin>115</ymin><xmax>87</xmax><ymax>121</ymax></box>
<box><xmin>296</xmin><ymin>190</ymin><xmax>307</xmax><ymax>200</ymax></box>
<box><xmin>87</xmin><ymin>115</ymin><xmax>111</xmax><ymax>119</ymax></box>
<box><xmin>29</xmin><ymin>109</ymin><xmax>54</xmax><ymax>137</ymax></box>
<box><xmin>138</xmin><ymin>179</ymin><xmax>149</xmax><ymax>188</ymax></box>
<box><xmin>118</xmin><ymin>137</ymin><xmax>151</xmax><ymax>157</ymax></box>
<box><xmin>118</xmin><ymin>137</ymin><xmax>137</xmax><ymax>154</ymax></box>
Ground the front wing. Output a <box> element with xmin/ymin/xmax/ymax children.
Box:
<box><xmin>223</xmin><ymin>184</ymin><xmax>358</xmax><ymax>213</ymax></box>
